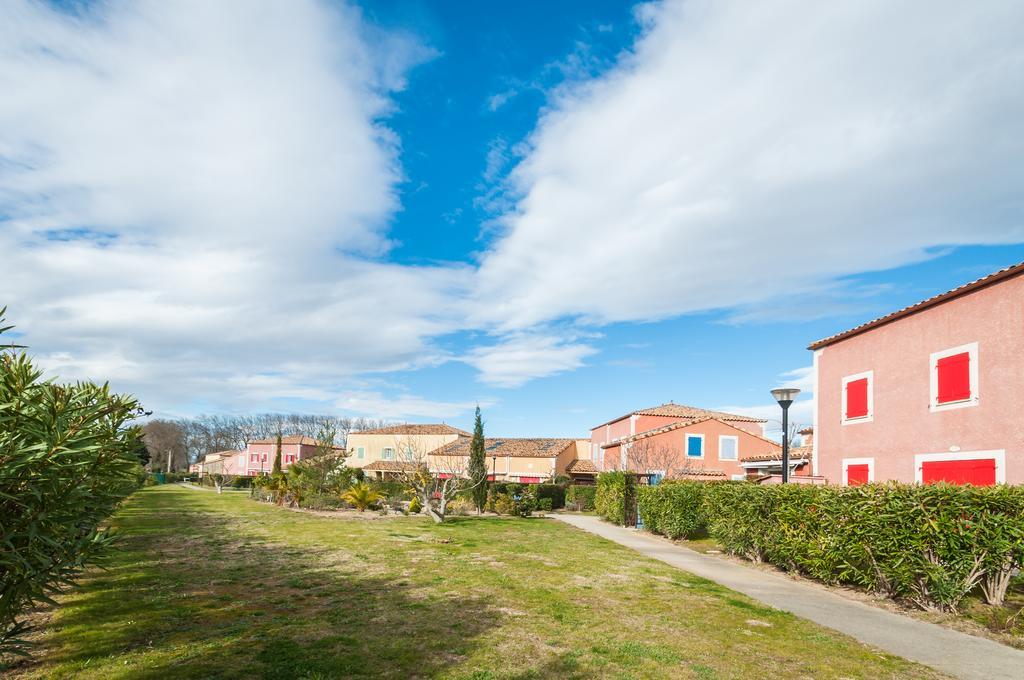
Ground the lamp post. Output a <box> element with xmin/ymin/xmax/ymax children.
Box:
<box><xmin>770</xmin><ymin>388</ymin><xmax>801</xmax><ymax>483</ymax></box>
<box><xmin>492</xmin><ymin>455</ymin><xmax>497</xmax><ymax>483</ymax></box>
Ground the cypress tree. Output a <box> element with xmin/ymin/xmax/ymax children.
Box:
<box><xmin>468</xmin><ymin>406</ymin><xmax>488</xmax><ymax>513</ymax></box>
<box><xmin>272</xmin><ymin>430</ymin><xmax>283</xmax><ymax>475</ymax></box>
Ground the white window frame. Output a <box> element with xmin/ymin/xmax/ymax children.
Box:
<box><xmin>718</xmin><ymin>435</ymin><xmax>739</xmax><ymax>461</ymax></box>
<box><xmin>382</xmin><ymin>447</ymin><xmax>394</xmax><ymax>461</ymax></box>
<box><xmin>841</xmin><ymin>457</ymin><xmax>875</xmax><ymax>486</ymax></box>
<box><xmin>914</xmin><ymin>450</ymin><xmax>1004</xmax><ymax>484</ymax></box>
<box><xmin>685</xmin><ymin>433</ymin><xmax>705</xmax><ymax>459</ymax></box>
<box><xmin>929</xmin><ymin>342</ymin><xmax>979</xmax><ymax>413</ymax></box>
<box><xmin>841</xmin><ymin>370</ymin><xmax>874</xmax><ymax>425</ymax></box>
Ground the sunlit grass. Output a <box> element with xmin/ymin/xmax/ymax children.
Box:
<box><xmin>7</xmin><ymin>486</ymin><xmax>944</xmax><ymax>679</ymax></box>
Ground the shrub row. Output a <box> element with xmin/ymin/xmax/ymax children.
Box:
<box><xmin>637</xmin><ymin>482</ymin><xmax>706</xmax><ymax>539</ymax></box>
<box><xmin>565</xmin><ymin>485</ymin><xmax>596</xmax><ymax>511</ymax></box>
<box><xmin>638</xmin><ymin>481</ymin><xmax>1024</xmax><ymax>612</ymax></box>
<box><xmin>595</xmin><ymin>472</ymin><xmax>636</xmax><ymax>525</ymax></box>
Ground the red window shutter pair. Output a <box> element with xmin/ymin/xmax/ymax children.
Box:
<box><xmin>936</xmin><ymin>352</ymin><xmax>971</xmax><ymax>404</ymax></box>
<box><xmin>921</xmin><ymin>458</ymin><xmax>995</xmax><ymax>486</ymax></box>
<box><xmin>845</xmin><ymin>378</ymin><xmax>869</xmax><ymax>419</ymax></box>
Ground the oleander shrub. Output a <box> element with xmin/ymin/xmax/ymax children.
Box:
<box><xmin>535</xmin><ymin>484</ymin><xmax>566</xmax><ymax>510</ymax></box>
<box><xmin>638</xmin><ymin>481</ymin><xmax>708</xmax><ymax>539</ymax></box>
<box><xmin>700</xmin><ymin>481</ymin><xmax>1024</xmax><ymax>612</ymax></box>
<box><xmin>0</xmin><ymin>312</ymin><xmax>145</xmax><ymax>656</ymax></box>
<box><xmin>595</xmin><ymin>471</ymin><xmax>636</xmax><ymax>525</ymax></box>
<box><xmin>565</xmin><ymin>485</ymin><xmax>597</xmax><ymax>511</ymax></box>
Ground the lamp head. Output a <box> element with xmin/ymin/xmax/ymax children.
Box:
<box><xmin>771</xmin><ymin>387</ymin><xmax>801</xmax><ymax>407</ymax></box>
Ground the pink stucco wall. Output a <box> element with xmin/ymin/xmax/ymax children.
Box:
<box><xmin>815</xmin><ymin>273</ymin><xmax>1024</xmax><ymax>485</ymax></box>
<box><xmin>597</xmin><ymin>419</ymin><xmax>780</xmax><ymax>478</ymax></box>
<box><xmin>590</xmin><ymin>413</ymin><xmax>765</xmax><ymax>468</ymax></box>
<box><xmin>243</xmin><ymin>442</ymin><xmax>317</xmax><ymax>475</ymax></box>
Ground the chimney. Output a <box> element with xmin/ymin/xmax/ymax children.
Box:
<box><xmin>798</xmin><ymin>427</ymin><xmax>814</xmax><ymax>448</ymax></box>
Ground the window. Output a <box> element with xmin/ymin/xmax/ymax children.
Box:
<box><xmin>718</xmin><ymin>435</ymin><xmax>738</xmax><ymax>461</ymax></box>
<box><xmin>841</xmin><ymin>371</ymin><xmax>873</xmax><ymax>423</ymax></box>
<box><xmin>915</xmin><ymin>450</ymin><xmax>1003</xmax><ymax>485</ymax></box>
<box><xmin>261</xmin><ymin>453</ymin><xmax>268</xmax><ymax>461</ymax></box>
<box><xmin>382</xmin><ymin>447</ymin><xmax>394</xmax><ymax>461</ymax></box>
<box><xmin>250</xmin><ymin>453</ymin><xmax>258</xmax><ymax>462</ymax></box>
<box><xmin>356</xmin><ymin>447</ymin><xmax>365</xmax><ymax>460</ymax></box>
<box><xmin>842</xmin><ymin>458</ymin><xmax>874</xmax><ymax>486</ymax></box>
<box><xmin>930</xmin><ymin>343</ymin><xmax>978</xmax><ymax>412</ymax></box>
<box><xmin>685</xmin><ymin>434</ymin><xmax>704</xmax><ymax>458</ymax></box>
<box><xmin>285</xmin><ymin>454</ymin><xmax>295</xmax><ymax>464</ymax></box>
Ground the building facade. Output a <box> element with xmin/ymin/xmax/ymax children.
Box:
<box><xmin>589</xmin><ymin>403</ymin><xmax>770</xmax><ymax>479</ymax></box>
<box><xmin>810</xmin><ymin>262</ymin><xmax>1024</xmax><ymax>486</ymax></box>
<box><xmin>345</xmin><ymin>424</ymin><xmax>470</xmax><ymax>470</ymax></box>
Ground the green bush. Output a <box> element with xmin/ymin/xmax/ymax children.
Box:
<box><xmin>595</xmin><ymin>472</ymin><xmax>635</xmax><ymax>525</ymax></box>
<box><xmin>490</xmin><ymin>492</ymin><xmax>517</xmax><ymax>515</ymax></box>
<box><xmin>408</xmin><ymin>495</ymin><xmax>422</xmax><ymax>515</ymax></box>
<box><xmin>299</xmin><ymin>493</ymin><xmax>346</xmax><ymax>511</ymax></box>
<box><xmin>638</xmin><ymin>482</ymin><xmax>708</xmax><ymax>539</ymax></box>
<box><xmin>0</xmin><ymin>313</ymin><xmax>144</xmax><ymax>656</ymax></box>
<box><xmin>565</xmin><ymin>485</ymin><xmax>596</xmax><ymax>511</ymax></box>
<box><xmin>537</xmin><ymin>497</ymin><xmax>553</xmax><ymax>512</ymax></box>
<box><xmin>701</xmin><ymin>482</ymin><xmax>1024</xmax><ymax>612</ymax></box>
<box><xmin>535</xmin><ymin>484</ymin><xmax>566</xmax><ymax>510</ymax></box>
<box><xmin>230</xmin><ymin>475</ymin><xmax>253</xmax><ymax>489</ymax></box>
<box><xmin>370</xmin><ymin>480</ymin><xmax>412</xmax><ymax>501</ymax></box>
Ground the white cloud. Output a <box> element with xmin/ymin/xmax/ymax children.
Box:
<box><xmin>0</xmin><ymin>0</ymin><xmax>468</xmax><ymax>415</ymax></box>
<box><xmin>335</xmin><ymin>390</ymin><xmax>488</xmax><ymax>421</ymax></box>
<box><xmin>474</xmin><ymin>0</ymin><xmax>1024</xmax><ymax>330</ymax></box>
<box><xmin>718</xmin><ymin>365</ymin><xmax>815</xmax><ymax>441</ymax></box>
<box><xmin>463</xmin><ymin>334</ymin><xmax>598</xmax><ymax>388</ymax></box>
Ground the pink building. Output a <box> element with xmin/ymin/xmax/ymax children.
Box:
<box><xmin>242</xmin><ymin>435</ymin><xmax>327</xmax><ymax>476</ymax></box>
<box><xmin>590</xmin><ymin>403</ymin><xmax>773</xmax><ymax>480</ymax></box>
<box><xmin>810</xmin><ymin>262</ymin><xmax>1024</xmax><ymax>486</ymax></box>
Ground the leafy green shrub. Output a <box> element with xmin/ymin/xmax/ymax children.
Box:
<box><xmin>490</xmin><ymin>492</ymin><xmax>517</xmax><ymax>515</ymax></box>
<box><xmin>0</xmin><ymin>312</ymin><xmax>144</xmax><ymax>656</ymax></box>
<box><xmin>595</xmin><ymin>472</ymin><xmax>635</xmax><ymax>525</ymax></box>
<box><xmin>535</xmin><ymin>484</ymin><xmax>566</xmax><ymax>510</ymax></box>
<box><xmin>447</xmin><ymin>497</ymin><xmax>475</xmax><ymax>516</ymax></box>
<box><xmin>565</xmin><ymin>485</ymin><xmax>596</xmax><ymax>511</ymax></box>
<box><xmin>701</xmin><ymin>482</ymin><xmax>1024</xmax><ymax>612</ymax></box>
<box><xmin>230</xmin><ymin>476</ymin><xmax>253</xmax><ymax>489</ymax></box>
<box><xmin>537</xmin><ymin>497</ymin><xmax>553</xmax><ymax>512</ymax></box>
<box><xmin>299</xmin><ymin>493</ymin><xmax>346</xmax><ymax>511</ymax></box>
<box><xmin>370</xmin><ymin>480</ymin><xmax>412</xmax><ymax>501</ymax></box>
<box><xmin>408</xmin><ymin>495</ymin><xmax>422</xmax><ymax>515</ymax></box>
<box><xmin>638</xmin><ymin>481</ymin><xmax>708</xmax><ymax>539</ymax></box>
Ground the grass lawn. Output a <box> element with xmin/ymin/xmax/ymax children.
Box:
<box><xmin>7</xmin><ymin>485</ymin><xmax>945</xmax><ymax>679</ymax></box>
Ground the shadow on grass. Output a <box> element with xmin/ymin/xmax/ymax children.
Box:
<box><xmin>11</xmin><ymin>488</ymin><xmax>502</xmax><ymax>679</ymax></box>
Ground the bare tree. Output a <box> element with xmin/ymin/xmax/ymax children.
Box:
<box><xmin>387</xmin><ymin>436</ymin><xmax>484</xmax><ymax>524</ymax></box>
<box><xmin>623</xmin><ymin>439</ymin><xmax>705</xmax><ymax>479</ymax></box>
<box><xmin>143</xmin><ymin>420</ymin><xmax>187</xmax><ymax>472</ymax></box>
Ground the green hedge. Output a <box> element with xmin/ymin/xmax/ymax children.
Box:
<box><xmin>637</xmin><ymin>481</ymin><xmax>707</xmax><ymax>539</ymax></box>
<box><xmin>640</xmin><ymin>481</ymin><xmax>1024</xmax><ymax>612</ymax></box>
<box><xmin>535</xmin><ymin>484</ymin><xmax>566</xmax><ymax>510</ymax></box>
<box><xmin>595</xmin><ymin>472</ymin><xmax>636</xmax><ymax>525</ymax></box>
<box><xmin>566</xmin><ymin>485</ymin><xmax>596</xmax><ymax>511</ymax></box>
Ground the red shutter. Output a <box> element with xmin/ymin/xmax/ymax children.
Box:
<box><xmin>519</xmin><ymin>476</ymin><xmax>541</xmax><ymax>484</ymax></box>
<box><xmin>936</xmin><ymin>352</ymin><xmax>971</xmax><ymax>403</ymax></box>
<box><xmin>845</xmin><ymin>378</ymin><xmax>869</xmax><ymax>419</ymax></box>
<box><xmin>846</xmin><ymin>464</ymin><xmax>870</xmax><ymax>486</ymax></box>
<box><xmin>922</xmin><ymin>458</ymin><xmax>995</xmax><ymax>486</ymax></box>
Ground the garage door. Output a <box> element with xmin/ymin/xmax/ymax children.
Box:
<box><xmin>846</xmin><ymin>464</ymin><xmax>870</xmax><ymax>486</ymax></box>
<box><xmin>921</xmin><ymin>458</ymin><xmax>996</xmax><ymax>486</ymax></box>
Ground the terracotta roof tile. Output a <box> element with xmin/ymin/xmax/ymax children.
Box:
<box><xmin>436</xmin><ymin>437</ymin><xmax>574</xmax><ymax>458</ymax></box>
<box><xmin>566</xmin><ymin>459</ymin><xmax>598</xmax><ymax>474</ymax></box>
<box><xmin>670</xmin><ymin>468</ymin><xmax>727</xmax><ymax>480</ymax></box>
<box><xmin>354</xmin><ymin>424</ymin><xmax>471</xmax><ymax>436</ymax></box>
<box><xmin>809</xmin><ymin>261</ymin><xmax>1024</xmax><ymax>350</ymax></box>
<box><xmin>741</xmin><ymin>445</ymin><xmax>812</xmax><ymax>464</ymax></box>
<box><xmin>362</xmin><ymin>460</ymin><xmax>423</xmax><ymax>473</ymax></box>
<box><xmin>247</xmin><ymin>435</ymin><xmax>321</xmax><ymax>446</ymax></box>
<box><xmin>594</xmin><ymin>402</ymin><xmax>766</xmax><ymax>429</ymax></box>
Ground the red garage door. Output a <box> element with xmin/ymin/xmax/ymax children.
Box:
<box><xmin>846</xmin><ymin>464</ymin><xmax>870</xmax><ymax>486</ymax></box>
<box><xmin>921</xmin><ymin>458</ymin><xmax>996</xmax><ymax>486</ymax></box>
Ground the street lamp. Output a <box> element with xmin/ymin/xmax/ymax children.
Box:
<box><xmin>492</xmin><ymin>455</ymin><xmax>497</xmax><ymax>483</ymax></box>
<box><xmin>770</xmin><ymin>388</ymin><xmax>801</xmax><ymax>483</ymax></box>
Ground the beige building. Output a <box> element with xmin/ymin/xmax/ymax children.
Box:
<box><xmin>346</xmin><ymin>424</ymin><xmax>470</xmax><ymax>469</ymax></box>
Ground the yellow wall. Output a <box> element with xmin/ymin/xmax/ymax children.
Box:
<box><xmin>346</xmin><ymin>432</ymin><xmax>462</xmax><ymax>468</ymax></box>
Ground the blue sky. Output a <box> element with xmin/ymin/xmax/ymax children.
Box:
<box><xmin>1</xmin><ymin>0</ymin><xmax>1022</xmax><ymax>439</ymax></box>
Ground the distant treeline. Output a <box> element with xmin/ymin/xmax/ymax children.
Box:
<box><xmin>142</xmin><ymin>413</ymin><xmax>389</xmax><ymax>471</ymax></box>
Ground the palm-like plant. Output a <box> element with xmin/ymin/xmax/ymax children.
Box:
<box><xmin>341</xmin><ymin>482</ymin><xmax>382</xmax><ymax>512</ymax></box>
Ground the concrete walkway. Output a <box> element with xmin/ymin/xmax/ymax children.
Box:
<box><xmin>554</xmin><ymin>514</ymin><xmax>1024</xmax><ymax>680</ymax></box>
